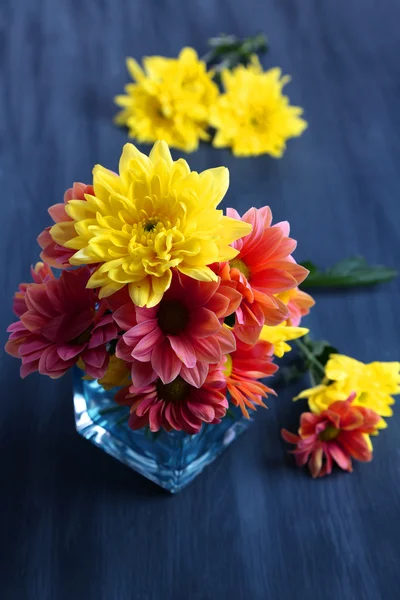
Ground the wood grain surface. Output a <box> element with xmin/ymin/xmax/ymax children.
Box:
<box><xmin>1</xmin><ymin>1</ymin><xmax>399</xmax><ymax>598</ymax></box>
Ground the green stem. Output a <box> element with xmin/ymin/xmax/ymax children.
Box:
<box><xmin>294</xmin><ymin>339</ymin><xmax>326</xmax><ymax>378</ymax></box>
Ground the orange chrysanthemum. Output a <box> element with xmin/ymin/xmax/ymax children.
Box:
<box><xmin>223</xmin><ymin>337</ymin><xmax>277</xmax><ymax>418</ymax></box>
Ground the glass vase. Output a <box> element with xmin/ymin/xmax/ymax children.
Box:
<box><xmin>73</xmin><ymin>368</ymin><xmax>252</xmax><ymax>493</ymax></box>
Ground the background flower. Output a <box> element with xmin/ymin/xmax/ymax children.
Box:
<box><xmin>116</xmin><ymin>365</ymin><xmax>227</xmax><ymax>434</ymax></box>
<box><xmin>295</xmin><ymin>354</ymin><xmax>400</xmax><ymax>427</ymax></box>
<box><xmin>6</xmin><ymin>268</ymin><xmax>118</xmax><ymax>379</ymax></box>
<box><xmin>52</xmin><ymin>141</ymin><xmax>251</xmax><ymax>308</ymax></box>
<box><xmin>282</xmin><ymin>394</ymin><xmax>381</xmax><ymax>478</ymax></box>
<box><xmin>114</xmin><ymin>48</ymin><xmax>219</xmax><ymax>152</ymax></box>
<box><xmin>210</xmin><ymin>56</ymin><xmax>307</xmax><ymax>157</ymax></box>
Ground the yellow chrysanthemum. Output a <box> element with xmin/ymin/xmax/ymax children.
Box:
<box><xmin>114</xmin><ymin>47</ymin><xmax>219</xmax><ymax>152</ymax></box>
<box><xmin>210</xmin><ymin>56</ymin><xmax>307</xmax><ymax>157</ymax></box>
<box><xmin>294</xmin><ymin>354</ymin><xmax>400</xmax><ymax>429</ymax></box>
<box><xmin>97</xmin><ymin>355</ymin><xmax>131</xmax><ymax>391</ymax></box>
<box><xmin>50</xmin><ymin>141</ymin><xmax>251</xmax><ymax>308</ymax></box>
<box><xmin>259</xmin><ymin>322</ymin><xmax>309</xmax><ymax>358</ymax></box>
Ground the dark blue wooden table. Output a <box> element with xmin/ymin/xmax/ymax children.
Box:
<box><xmin>1</xmin><ymin>1</ymin><xmax>399</xmax><ymax>598</ymax></box>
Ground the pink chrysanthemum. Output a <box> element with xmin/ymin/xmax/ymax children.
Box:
<box><xmin>281</xmin><ymin>393</ymin><xmax>380</xmax><ymax>478</ymax></box>
<box><xmin>223</xmin><ymin>338</ymin><xmax>277</xmax><ymax>418</ymax></box>
<box><xmin>277</xmin><ymin>287</ymin><xmax>315</xmax><ymax>327</ymax></box>
<box><xmin>216</xmin><ymin>207</ymin><xmax>308</xmax><ymax>344</ymax></box>
<box><xmin>113</xmin><ymin>271</ymin><xmax>242</xmax><ymax>388</ymax></box>
<box><xmin>13</xmin><ymin>262</ymin><xmax>54</xmax><ymax>317</ymax></box>
<box><xmin>38</xmin><ymin>182</ymin><xmax>94</xmax><ymax>268</ymax></box>
<box><xmin>6</xmin><ymin>267</ymin><xmax>118</xmax><ymax>379</ymax></box>
<box><xmin>115</xmin><ymin>365</ymin><xmax>228</xmax><ymax>434</ymax></box>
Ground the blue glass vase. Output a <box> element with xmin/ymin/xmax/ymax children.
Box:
<box><xmin>73</xmin><ymin>368</ymin><xmax>252</xmax><ymax>493</ymax></box>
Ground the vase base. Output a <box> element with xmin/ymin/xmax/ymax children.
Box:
<box><xmin>74</xmin><ymin>373</ymin><xmax>251</xmax><ymax>493</ymax></box>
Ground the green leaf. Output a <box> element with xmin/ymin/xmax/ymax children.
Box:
<box><xmin>204</xmin><ymin>33</ymin><xmax>268</xmax><ymax>71</ymax></box>
<box><xmin>300</xmin><ymin>256</ymin><xmax>397</xmax><ymax>289</ymax></box>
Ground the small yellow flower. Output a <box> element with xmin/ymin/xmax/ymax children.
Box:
<box><xmin>98</xmin><ymin>355</ymin><xmax>131</xmax><ymax>391</ymax></box>
<box><xmin>294</xmin><ymin>354</ymin><xmax>400</xmax><ymax>428</ymax></box>
<box><xmin>51</xmin><ymin>140</ymin><xmax>251</xmax><ymax>308</ymax></box>
<box><xmin>259</xmin><ymin>322</ymin><xmax>309</xmax><ymax>358</ymax></box>
<box><xmin>210</xmin><ymin>56</ymin><xmax>307</xmax><ymax>157</ymax></box>
<box><xmin>114</xmin><ymin>48</ymin><xmax>219</xmax><ymax>152</ymax></box>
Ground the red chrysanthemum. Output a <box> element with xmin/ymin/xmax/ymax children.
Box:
<box><xmin>281</xmin><ymin>393</ymin><xmax>380</xmax><ymax>478</ymax></box>
<box><xmin>113</xmin><ymin>271</ymin><xmax>242</xmax><ymax>388</ymax></box>
<box><xmin>115</xmin><ymin>364</ymin><xmax>228</xmax><ymax>434</ymax></box>
<box><xmin>6</xmin><ymin>267</ymin><xmax>118</xmax><ymax>379</ymax></box>
<box><xmin>13</xmin><ymin>262</ymin><xmax>54</xmax><ymax>317</ymax></box>
<box><xmin>223</xmin><ymin>337</ymin><xmax>278</xmax><ymax>418</ymax></box>
<box><xmin>38</xmin><ymin>182</ymin><xmax>94</xmax><ymax>268</ymax></box>
<box><xmin>216</xmin><ymin>206</ymin><xmax>308</xmax><ymax>344</ymax></box>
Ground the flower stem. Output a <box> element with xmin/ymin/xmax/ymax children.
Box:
<box><xmin>294</xmin><ymin>339</ymin><xmax>326</xmax><ymax>378</ymax></box>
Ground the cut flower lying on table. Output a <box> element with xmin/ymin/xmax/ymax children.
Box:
<box><xmin>5</xmin><ymin>140</ymin><xmax>313</xmax><ymax>435</ymax></box>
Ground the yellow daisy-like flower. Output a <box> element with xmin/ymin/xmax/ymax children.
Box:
<box><xmin>98</xmin><ymin>355</ymin><xmax>131</xmax><ymax>391</ymax></box>
<box><xmin>50</xmin><ymin>140</ymin><xmax>251</xmax><ymax>308</ymax></box>
<box><xmin>294</xmin><ymin>354</ymin><xmax>400</xmax><ymax>429</ymax></box>
<box><xmin>259</xmin><ymin>322</ymin><xmax>309</xmax><ymax>358</ymax></box>
<box><xmin>210</xmin><ymin>56</ymin><xmax>307</xmax><ymax>157</ymax></box>
<box><xmin>114</xmin><ymin>47</ymin><xmax>219</xmax><ymax>152</ymax></box>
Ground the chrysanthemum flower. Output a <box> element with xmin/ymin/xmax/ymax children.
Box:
<box><xmin>295</xmin><ymin>354</ymin><xmax>400</xmax><ymax>427</ymax></box>
<box><xmin>97</xmin><ymin>354</ymin><xmax>131</xmax><ymax>390</ymax></box>
<box><xmin>216</xmin><ymin>206</ymin><xmax>308</xmax><ymax>344</ymax></box>
<box><xmin>114</xmin><ymin>271</ymin><xmax>241</xmax><ymax>388</ymax></box>
<box><xmin>5</xmin><ymin>267</ymin><xmax>118</xmax><ymax>379</ymax></box>
<box><xmin>38</xmin><ymin>182</ymin><xmax>94</xmax><ymax>268</ymax></box>
<box><xmin>115</xmin><ymin>365</ymin><xmax>228</xmax><ymax>434</ymax></box>
<box><xmin>210</xmin><ymin>56</ymin><xmax>307</xmax><ymax>157</ymax></box>
<box><xmin>223</xmin><ymin>338</ymin><xmax>277</xmax><ymax>418</ymax></box>
<box><xmin>259</xmin><ymin>321</ymin><xmax>309</xmax><ymax>358</ymax></box>
<box><xmin>277</xmin><ymin>287</ymin><xmax>315</xmax><ymax>326</ymax></box>
<box><xmin>51</xmin><ymin>141</ymin><xmax>251</xmax><ymax>308</ymax></box>
<box><xmin>282</xmin><ymin>393</ymin><xmax>380</xmax><ymax>478</ymax></box>
<box><xmin>114</xmin><ymin>48</ymin><xmax>219</xmax><ymax>152</ymax></box>
<box><xmin>13</xmin><ymin>262</ymin><xmax>54</xmax><ymax>317</ymax></box>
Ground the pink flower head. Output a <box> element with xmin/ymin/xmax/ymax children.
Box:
<box><xmin>115</xmin><ymin>364</ymin><xmax>228</xmax><ymax>434</ymax></box>
<box><xmin>217</xmin><ymin>207</ymin><xmax>309</xmax><ymax>344</ymax></box>
<box><xmin>278</xmin><ymin>287</ymin><xmax>315</xmax><ymax>327</ymax></box>
<box><xmin>38</xmin><ymin>182</ymin><xmax>94</xmax><ymax>268</ymax></box>
<box><xmin>223</xmin><ymin>337</ymin><xmax>278</xmax><ymax>418</ymax></box>
<box><xmin>114</xmin><ymin>271</ymin><xmax>242</xmax><ymax>389</ymax></box>
<box><xmin>6</xmin><ymin>267</ymin><xmax>118</xmax><ymax>379</ymax></box>
<box><xmin>281</xmin><ymin>393</ymin><xmax>380</xmax><ymax>478</ymax></box>
<box><xmin>13</xmin><ymin>262</ymin><xmax>54</xmax><ymax>317</ymax></box>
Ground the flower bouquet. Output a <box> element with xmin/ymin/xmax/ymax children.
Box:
<box><xmin>6</xmin><ymin>141</ymin><xmax>314</xmax><ymax>492</ymax></box>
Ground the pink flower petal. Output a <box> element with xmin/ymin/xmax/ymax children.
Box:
<box><xmin>168</xmin><ymin>335</ymin><xmax>196</xmax><ymax>368</ymax></box>
<box><xmin>130</xmin><ymin>361</ymin><xmax>157</xmax><ymax>387</ymax></box>
<box><xmin>180</xmin><ymin>362</ymin><xmax>208</xmax><ymax>388</ymax></box>
<box><xmin>151</xmin><ymin>340</ymin><xmax>182</xmax><ymax>384</ymax></box>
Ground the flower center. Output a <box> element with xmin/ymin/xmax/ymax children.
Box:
<box><xmin>229</xmin><ymin>258</ymin><xmax>250</xmax><ymax>280</ymax></box>
<box><xmin>157</xmin><ymin>300</ymin><xmax>189</xmax><ymax>336</ymax></box>
<box><xmin>71</xmin><ymin>325</ymin><xmax>93</xmax><ymax>345</ymax></box>
<box><xmin>223</xmin><ymin>354</ymin><xmax>233</xmax><ymax>378</ymax></box>
<box><xmin>319</xmin><ymin>426</ymin><xmax>340</xmax><ymax>442</ymax></box>
<box><xmin>156</xmin><ymin>377</ymin><xmax>190</xmax><ymax>404</ymax></box>
<box><xmin>143</xmin><ymin>220</ymin><xmax>157</xmax><ymax>232</ymax></box>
